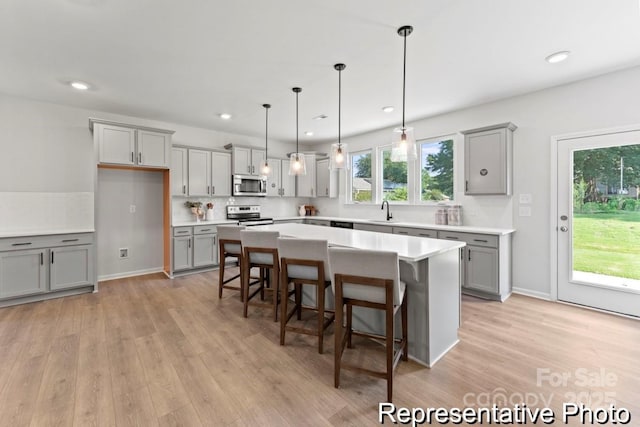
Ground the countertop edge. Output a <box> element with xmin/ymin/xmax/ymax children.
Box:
<box><xmin>0</xmin><ymin>229</ymin><xmax>96</xmax><ymax>239</ymax></box>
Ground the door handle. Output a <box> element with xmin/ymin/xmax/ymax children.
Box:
<box><xmin>138</xmin><ymin>152</ymin><xmax>142</xmax><ymax>163</ymax></box>
<box><xmin>51</xmin><ymin>251</ymin><xmax>54</xmax><ymax>264</ymax></box>
<box><xmin>131</xmin><ymin>152</ymin><xmax>134</xmax><ymax>162</ymax></box>
<box><xmin>560</xmin><ymin>226</ymin><xmax>568</xmax><ymax>232</ymax></box>
<box><xmin>183</xmin><ymin>185</ymin><xmax>186</xmax><ymax>194</ymax></box>
<box><xmin>212</xmin><ymin>186</ymin><xmax>215</xmax><ymax>194</ymax></box>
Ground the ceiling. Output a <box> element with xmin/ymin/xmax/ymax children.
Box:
<box><xmin>2</xmin><ymin>0</ymin><xmax>640</xmax><ymax>144</ymax></box>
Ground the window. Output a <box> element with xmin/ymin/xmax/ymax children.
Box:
<box><xmin>381</xmin><ymin>147</ymin><xmax>408</xmax><ymax>202</ymax></box>
<box><xmin>350</xmin><ymin>150</ymin><xmax>372</xmax><ymax>203</ymax></box>
<box><xmin>420</xmin><ymin>138</ymin><xmax>454</xmax><ymax>201</ymax></box>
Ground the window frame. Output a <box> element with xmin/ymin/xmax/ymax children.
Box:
<box><xmin>416</xmin><ymin>134</ymin><xmax>457</xmax><ymax>205</ymax></box>
<box><xmin>346</xmin><ymin>148</ymin><xmax>375</xmax><ymax>204</ymax></box>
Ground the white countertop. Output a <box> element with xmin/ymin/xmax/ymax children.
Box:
<box><xmin>0</xmin><ymin>228</ymin><xmax>95</xmax><ymax>239</ymax></box>
<box><xmin>251</xmin><ymin>223</ymin><xmax>465</xmax><ymax>262</ymax></box>
<box><xmin>273</xmin><ymin>216</ymin><xmax>515</xmax><ymax>236</ymax></box>
<box><xmin>172</xmin><ymin>219</ymin><xmax>236</xmax><ymax>227</ymax></box>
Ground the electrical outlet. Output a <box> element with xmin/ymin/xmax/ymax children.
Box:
<box><xmin>519</xmin><ymin>193</ymin><xmax>532</xmax><ymax>204</ymax></box>
<box><xmin>129</xmin><ymin>205</ymin><xmax>136</xmax><ymax>213</ymax></box>
<box><xmin>519</xmin><ymin>206</ymin><xmax>532</xmax><ymax>217</ymax></box>
<box><xmin>119</xmin><ymin>248</ymin><xmax>129</xmax><ymax>259</ymax></box>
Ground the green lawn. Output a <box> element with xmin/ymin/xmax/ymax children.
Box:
<box><xmin>573</xmin><ymin>211</ymin><xmax>640</xmax><ymax>280</ymax></box>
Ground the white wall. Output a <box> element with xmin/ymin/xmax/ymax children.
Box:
<box><xmin>0</xmin><ymin>92</ymin><xmax>299</xmax><ymax>278</ymax></box>
<box><xmin>313</xmin><ymin>66</ymin><xmax>640</xmax><ymax>299</ymax></box>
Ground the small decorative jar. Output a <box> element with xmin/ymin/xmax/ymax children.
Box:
<box><xmin>435</xmin><ymin>208</ymin><xmax>448</xmax><ymax>225</ymax></box>
<box><xmin>447</xmin><ymin>205</ymin><xmax>462</xmax><ymax>226</ymax></box>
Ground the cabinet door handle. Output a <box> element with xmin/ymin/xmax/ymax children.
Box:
<box><xmin>11</xmin><ymin>242</ymin><xmax>32</xmax><ymax>246</ymax></box>
<box><xmin>131</xmin><ymin>152</ymin><xmax>134</xmax><ymax>162</ymax></box>
<box><xmin>398</xmin><ymin>231</ymin><xmax>408</xmax><ymax>235</ymax></box>
<box><xmin>62</xmin><ymin>239</ymin><xmax>79</xmax><ymax>243</ymax></box>
<box><xmin>138</xmin><ymin>152</ymin><xmax>142</xmax><ymax>164</ymax></box>
<box><xmin>419</xmin><ymin>233</ymin><xmax>431</xmax><ymax>237</ymax></box>
<box><xmin>188</xmin><ymin>239</ymin><xmax>191</xmax><ymax>248</ymax></box>
<box><xmin>51</xmin><ymin>251</ymin><xmax>55</xmax><ymax>264</ymax></box>
<box><xmin>473</xmin><ymin>239</ymin><xmax>488</xmax><ymax>243</ymax></box>
<box><xmin>40</xmin><ymin>253</ymin><xmax>43</xmax><ymax>265</ymax></box>
<box><xmin>468</xmin><ymin>250</ymin><xmax>471</xmax><ymax>261</ymax></box>
<box><xmin>212</xmin><ymin>186</ymin><xmax>215</xmax><ymax>194</ymax></box>
<box><xmin>183</xmin><ymin>185</ymin><xmax>186</xmax><ymax>194</ymax></box>
<box><xmin>247</xmin><ymin>166</ymin><xmax>251</xmax><ymax>173</ymax></box>
<box><xmin>445</xmin><ymin>236</ymin><xmax>459</xmax><ymax>240</ymax></box>
<box><xmin>465</xmin><ymin>180</ymin><xmax>469</xmax><ymax>192</ymax></box>
<box><xmin>177</xmin><ymin>231</ymin><xmax>188</xmax><ymax>234</ymax></box>
<box><xmin>207</xmin><ymin>185</ymin><xmax>210</xmax><ymax>195</ymax></box>
<box><xmin>200</xmin><ymin>229</ymin><xmax>211</xmax><ymax>232</ymax></box>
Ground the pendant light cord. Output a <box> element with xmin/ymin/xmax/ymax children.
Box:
<box><xmin>402</xmin><ymin>31</ymin><xmax>407</xmax><ymax>130</ymax></box>
<box><xmin>265</xmin><ymin>106</ymin><xmax>269</xmax><ymax>159</ymax></box>
<box><xmin>338</xmin><ymin>68</ymin><xmax>342</xmax><ymax>149</ymax></box>
<box><xmin>295</xmin><ymin>91</ymin><xmax>299</xmax><ymax>156</ymax></box>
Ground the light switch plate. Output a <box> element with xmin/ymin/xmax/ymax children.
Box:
<box><xmin>519</xmin><ymin>193</ymin><xmax>532</xmax><ymax>204</ymax></box>
<box><xmin>519</xmin><ymin>206</ymin><xmax>532</xmax><ymax>217</ymax></box>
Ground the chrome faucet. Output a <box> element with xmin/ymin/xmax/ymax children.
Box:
<box><xmin>381</xmin><ymin>200</ymin><xmax>393</xmax><ymax>221</ymax></box>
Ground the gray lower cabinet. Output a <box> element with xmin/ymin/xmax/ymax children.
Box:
<box><xmin>354</xmin><ymin>223</ymin><xmax>393</xmax><ymax>233</ymax></box>
<box><xmin>392</xmin><ymin>226</ymin><xmax>438</xmax><ymax>238</ymax></box>
<box><xmin>438</xmin><ymin>230</ymin><xmax>510</xmax><ymax>301</ymax></box>
<box><xmin>0</xmin><ymin>232</ymin><xmax>95</xmax><ymax>306</ymax></box>
<box><xmin>305</xmin><ymin>219</ymin><xmax>330</xmax><ymax>226</ymax></box>
<box><xmin>50</xmin><ymin>245</ymin><xmax>93</xmax><ymax>291</ymax></box>
<box><xmin>172</xmin><ymin>226</ymin><xmax>217</xmax><ymax>272</ymax></box>
<box><xmin>0</xmin><ymin>249</ymin><xmax>47</xmax><ymax>299</ymax></box>
<box><xmin>193</xmin><ymin>234</ymin><xmax>217</xmax><ymax>267</ymax></box>
<box><xmin>173</xmin><ymin>236</ymin><xmax>193</xmax><ymax>271</ymax></box>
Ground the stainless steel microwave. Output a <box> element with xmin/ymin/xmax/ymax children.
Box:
<box><xmin>232</xmin><ymin>174</ymin><xmax>267</xmax><ymax>197</ymax></box>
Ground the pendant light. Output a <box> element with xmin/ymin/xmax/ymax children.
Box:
<box><xmin>390</xmin><ymin>25</ymin><xmax>417</xmax><ymax>162</ymax></box>
<box><xmin>288</xmin><ymin>87</ymin><xmax>307</xmax><ymax>175</ymax></box>
<box><xmin>260</xmin><ymin>103</ymin><xmax>271</xmax><ymax>176</ymax></box>
<box><xmin>330</xmin><ymin>63</ymin><xmax>348</xmax><ymax>170</ymax></box>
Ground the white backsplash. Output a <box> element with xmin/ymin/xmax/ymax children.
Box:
<box><xmin>171</xmin><ymin>196</ymin><xmax>310</xmax><ymax>223</ymax></box>
<box><xmin>0</xmin><ymin>192</ymin><xmax>94</xmax><ymax>233</ymax></box>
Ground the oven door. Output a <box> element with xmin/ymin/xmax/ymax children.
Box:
<box><xmin>233</xmin><ymin>175</ymin><xmax>267</xmax><ymax>196</ymax></box>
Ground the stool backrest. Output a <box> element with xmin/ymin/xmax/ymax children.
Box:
<box><xmin>278</xmin><ymin>237</ymin><xmax>330</xmax><ymax>281</ymax></box>
<box><xmin>217</xmin><ymin>224</ymin><xmax>245</xmax><ymax>241</ymax></box>
<box><xmin>240</xmin><ymin>230</ymin><xmax>280</xmax><ymax>265</ymax></box>
<box><xmin>328</xmin><ymin>247</ymin><xmax>401</xmax><ymax>306</ymax></box>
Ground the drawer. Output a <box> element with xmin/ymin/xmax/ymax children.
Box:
<box><xmin>437</xmin><ymin>230</ymin><xmax>498</xmax><ymax>248</ymax></box>
<box><xmin>0</xmin><ymin>233</ymin><xmax>94</xmax><ymax>252</ymax></box>
<box><xmin>194</xmin><ymin>225</ymin><xmax>216</xmax><ymax>235</ymax></box>
<box><xmin>173</xmin><ymin>227</ymin><xmax>193</xmax><ymax>237</ymax></box>
<box><xmin>392</xmin><ymin>227</ymin><xmax>438</xmax><ymax>238</ymax></box>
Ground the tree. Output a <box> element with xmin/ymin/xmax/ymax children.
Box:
<box><xmin>354</xmin><ymin>153</ymin><xmax>371</xmax><ymax>178</ymax></box>
<box><xmin>425</xmin><ymin>139</ymin><xmax>453</xmax><ymax>199</ymax></box>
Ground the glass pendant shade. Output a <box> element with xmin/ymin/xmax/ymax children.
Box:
<box><xmin>330</xmin><ymin>143</ymin><xmax>349</xmax><ymax>170</ymax></box>
<box><xmin>260</xmin><ymin>160</ymin><xmax>271</xmax><ymax>176</ymax></box>
<box><xmin>288</xmin><ymin>152</ymin><xmax>307</xmax><ymax>176</ymax></box>
<box><xmin>390</xmin><ymin>127</ymin><xmax>416</xmax><ymax>162</ymax></box>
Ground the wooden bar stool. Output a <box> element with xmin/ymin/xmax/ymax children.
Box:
<box><xmin>328</xmin><ymin>247</ymin><xmax>408</xmax><ymax>402</ymax></box>
<box><xmin>240</xmin><ymin>230</ymin><xmax>280</xmax><ymax>322</ymax></box>
<box><xmin>217</xmin><ymin>224</ymin><xmax>246</xmax><ymax>300</ymax></box>
<box><xmin>278</xmin><ymin>237</ymin><xmax>335</xmax><ymax>354</ymax></box>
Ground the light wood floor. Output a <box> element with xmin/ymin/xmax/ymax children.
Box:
<box><xmin>0</xmin><ymin>270</ymin><xmax>638</xmax><ymax>426</ymax></box>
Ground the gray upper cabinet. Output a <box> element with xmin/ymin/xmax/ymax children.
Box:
<box><xmin>171</xmin><ymin>147</ymin><xmax>188</xmax><ymax>196</ymax></box>
<box><xmin>90</xmin><ymin>119</ymin><xmax>174</xmax><ymax>169</ymax></box>
<box><xmin>316</xmin><ymin>158</ymin><xmax>338</xmax><ymax>198</ymax></box>
<box><xmin>0</xmin><ymin>249</ymin><xmax>47</xmax><ymax>299</ymax></box>
<box><xmin>296</xmin><ymin>154</ymin><xmax>316</xmax><ymax>197</ymax></box>
<box><xmin>280</xmin><ymin>159</ymin><xmax>296</xmax><ymax>197</ymax></box>
<box><xmin>137</xmin><ymin>130</ymin><xmax>171</xmax><ymax>167</ymax></box>
<box><xmin>188</xmin><ymin>149</ymin><xmax>211</xmax><ymax>197</ymax></box>
<box><xmin>211</xmin><ymin>152</ymin><xmax>231</xmax><ymax>196</ymax></box>
<box><xmin>266</xmin><ymin>158</ymin><xmax>296</xmax><ymax>197</ymax></box>
<box><xmin>462</xmin><ymin>122</ymin><xmax>516</xmax><ymax>195</ymax></box>
<box><xmin>231</xmin><ymin>146</ymin><xmax>265</xmax><ymax>176</ymax></box>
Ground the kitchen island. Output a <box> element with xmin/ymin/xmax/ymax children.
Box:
<box><xmin>252</xmin><ymin>223</ymin><xmax>466</xmax><ymax>367</ymax></box>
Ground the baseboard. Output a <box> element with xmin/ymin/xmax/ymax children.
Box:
<box><xmin>98</xmin><ymin>267</ymin><xmax>165</xmax><ymax>282</ymax></box>
<box><xmin>512</xmin><ymin>287</ymin><xmax>552</xmax><ymax>301</ymax></box>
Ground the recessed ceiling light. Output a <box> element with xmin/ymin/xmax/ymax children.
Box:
<box><xmin>313</xmin><ymin>114</ymin><xmax>328</xmax><ymax>120</ymax></box>
<box><xmin>219</xmin><ymin>113</ymin><xmax>232</xmax><ymax>120</ymax></box>
<box><xmin>304</xmin><ymin>131</ymin><xmax>314</xmax><ymax>136</ymax></box>
<box><xmin>545</xmin><ymin>51</ymin><xmax>571</xmax><ymax>64</ymax></box>
<box><xmin>70</xmin><ymin>81</ymin><xmax>90</xmax><ymax>90</ymax></box>
<box><xmin>382</xmin><ymin>106</ymin><xmax>394</xmax><ymax>113</ymax></box>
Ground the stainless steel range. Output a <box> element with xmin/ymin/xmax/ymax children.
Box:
<box><xmin>226</xmin><ymin>205</ymin><xmax>274</xmax><ymax>226</ymax></box>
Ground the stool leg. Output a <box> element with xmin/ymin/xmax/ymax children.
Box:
<box><xmin>386</xmin><ymin>302</ymin><xmax>394</xmax><ymax>402</ymax></box>
<box><xmin>346</xmin><ymin>304</ymin><xmax>353</xmax><ymax>349</ymax></box>
<box><xmin>243</xmin><ymin>257</ymin><xmax>250</xmax><ymax>318</ymax></box>
<box><xmin>280</xmin><ymin>269</ymin><xmax>288</xmax><ymax>345</ymax></box>
<box><xmin>401</xmin><ymin>296</ymin><xmax>408</xmax><ymax>361</ymax></box>
<box><xmin>295</xmin><ymin>285</ymin><xmax>302</xmax><ymax>320</ymax></box>
<box><xmin>218</xmin><ymin>250</ymin><xmax>225</xmax><ymax>299</ymax></box>
<box><xmin>334</xmin><ymin>292</ymin><xmax>343</xmax><ymax>389</ymax></box>
<box><xmin>272</xmin><ymin>265</ymin><xmax>279</xmax><ymax>322</ymax></box>
<box><xmin>238</xmin><ymin>256</ymin><xmax>244</xmax><ymax>303</ymax></box>
<box><xmin>317</xmin><ymin>282</ymin><xmax>325</xmax><ymax>354</ymax></box>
